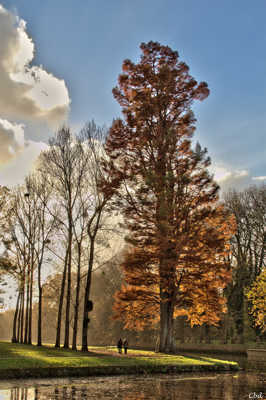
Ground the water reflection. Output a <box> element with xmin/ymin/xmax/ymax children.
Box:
<box><xmin>1</xmin><ymin>373</ymin><xmax>265</xmax><ymax>400</ymax></box>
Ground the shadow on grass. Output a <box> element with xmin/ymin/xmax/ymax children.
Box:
<box><xmin>0</xmin><ymin>341</ymin><xmax>118</xmax><ymax>369</ymax></box>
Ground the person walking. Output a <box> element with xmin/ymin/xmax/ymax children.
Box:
<box><xmin>123</xmin><ymin>339</ymin><xmax>128</xmax><ymax>355</ymax></box>
<box><xmin>117</xmin><ymin>338</ymin><xmax>123</xmax><ymax>354</ymax></box>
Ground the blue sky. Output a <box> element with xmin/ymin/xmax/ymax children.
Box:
<box><xmin>0</xmin><ymin>0</ymin><xmax>265</xmax><ymax>189</ymax></box>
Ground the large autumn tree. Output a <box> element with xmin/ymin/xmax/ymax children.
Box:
<box><xmin>103</xmin><ymin>41</ymin><xmax>235</xmax><ymax>352</ymax></box>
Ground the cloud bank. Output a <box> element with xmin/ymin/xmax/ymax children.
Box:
<box><xmin>252</xmin><ymin>176</ymin><xmax>266</xmax><ymax>181</ymax></box>
<box><xmin>0</xmin><ymin>138</ymin><xmax>48</xmax><ymax>186</ymax></box>
<box><xmin>211</xmin><ymin>163</ymin><xmax>266</xmax><ymax>193</ymax></box>
<box><xmin>0</xmin><ymin>119</ymin><xmax>25</xmax><ymax>165</ymax></box>
<box><xmin>0</xmin><ymin>4</ymin><xmax>70</xmax><ymax>126</ymax></box>
<box><xmin>0</xmin><ymin>4</ymin><xmax>70</xmax><ymax>184</ymax></box>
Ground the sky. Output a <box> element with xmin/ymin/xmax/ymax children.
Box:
<box><xmin>0</xmin><ymin>0</ymin><xmax>265</xmax><ymax>190</ymax></box>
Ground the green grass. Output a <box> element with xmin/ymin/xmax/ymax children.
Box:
<box><xmin>175</xmin><ymin>340</ymin><xmax>266</xmax><ymax>348</ymax></box>
<box><xmin>0</xmin><ymin>341</ymin><xmax>239</xmax><ymax>371</ymax></box>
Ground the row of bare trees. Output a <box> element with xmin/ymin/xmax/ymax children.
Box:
<box><xmin>7</xmin><ymin>176</ymin><xmax>56</xmax><ymax>346</ymax></box>
<box><xmin>0</xmin><ymin>121</ymin><xmax>119</xmax><ymax>350</ymax></box>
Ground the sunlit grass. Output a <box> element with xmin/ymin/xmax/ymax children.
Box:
<box><xmin>197</xmin><ymin>356</ymin><xmax>238</xmax><ymax>365</ymax></box>
<box><xmin>0</xmin><ymin>341</ymin><xmax>238</xmax><ymax>371</ymax></box>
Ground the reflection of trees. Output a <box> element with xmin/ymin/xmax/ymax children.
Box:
<box><xmin>10</xmin><ymin>388</ymin><xmax>30</xmax><ymax>400</ymax></box>
<box><xmin>71</xmin><ymin>386</ymin><xmax>77</xmax><ymax>399</ymax></box>
<box><xmin>34</xmin><ymin>388</ymin><xmax>39</xmax><ymax>400</ymax></box>
<box><xmin>80</xmin><ymin>387</ymin><xmax>88</xmax><ymax>399</ymax></box>
<box><xmin>6</xmin><ymin>374</ymin><xmax>266</xmax><ymax>399</ymax></box>
<box><xmin>54</xmin><ymin>387</ymin><xmax>59</xmax><ymax>399</ymax></box>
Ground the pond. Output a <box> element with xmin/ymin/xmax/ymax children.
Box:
<box><xmin>0</xmin><ymin>372</ymin><xmax>265</xmax><ymax>400</ymax></box>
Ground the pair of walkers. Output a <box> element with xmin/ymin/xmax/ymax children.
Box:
<box><xmin>117</xmin><ymin>338</ymin><xmax>128</xmax><ymax>354</ymax></box>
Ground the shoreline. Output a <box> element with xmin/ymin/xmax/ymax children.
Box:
<box><xmin>0</xmin><ymin>362</ymin><xmax>240</xmax><ymax>380</ymax></box>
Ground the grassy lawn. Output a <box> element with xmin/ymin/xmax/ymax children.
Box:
<box><xmin>0</xmin><ymin>341</ymin><xmax>239</xmax><ymax>371</ymax></box>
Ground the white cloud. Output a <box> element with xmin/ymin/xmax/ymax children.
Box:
<box><xmin>210</xmin><ymin>163</ymin><xmax>248</xmax><ymax>182</ymax></box>
<box><xmin>0</xmin><ymin>118</ymin><xmax>25</xmax><ymax>165</ymax></box>
<box><xmin>0</xmin><ymin>5</ymin><xmax>70</xmax><ymax>127</ymax></box>
<box><xmin>252</xmin><ymin>176</ymin><xmax>266</xmax><ymax>181</ymax></box>
<box><xmin>0</xmin><ymin>4</ymin><xmax>71</xmax><ymax>186</ymax></box>
<box><xmin>0</xmin><ymin>139</ymin><xmax>48</xmax><ymax>186</ymax></box>
<box><xmin>210</xmin><ymin>162</ymin><xmax>264</xmax><ymax>192</ymax></box>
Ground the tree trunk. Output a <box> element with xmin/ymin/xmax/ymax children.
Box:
<box><xmin>205</xmin><ymin>324</ymin><xmax>211</xmax><ymax>344</ymax></box>
<box><xmin>156</xmin><ymin>164</ymin><xmax>176</xmax><ymax>353</ymax></box>
<box><xmin>55</xmin><ymin>246</ymin><xmax>69</xmax><ymax>348</ymax></box>
<box><xmin>158</xmin><ymin>231</ymin><xmax>176</xmax><ymax>353</ymax></box>
<box><xmin>20</xmin><ymin>279</ymin><xmax>25</xmax><ymax>343</ymax></box>
<box><xmin>234</xmin><ymin>287</ymin><xmax>245</xmax><ymax>344</ymax></box>
<box><xmin>37</xmin><ymin>286</ymin><xmax>42</xmax><ymax>346</ymax></box>
<box><xmin>72</xmin><ymin>244</ymin><xmax>81</xmax><ymax>351</ymax></box>
<box><xmin>37</xmin><ymin>258</ymin><xmax>43</xmax><ymax>346</ymax></box>
<box><xmin>159</xmin><ymin>296</ymin><xmax>175</xmax><ymax>352</ymax></box>
<box><xmin>12</xmin><ymin>291</ymin><xmax>20</xmax><ymax>343</ymax></box>
<box><xmin>17</xmin><ymin>292</ymin><xmax>22</xmax><ymax>343</ymax></box>
<box><xmin>64</xmin><ymin>223</ymin><xmax>72</xmax><ymax>349</ymax></box>
<box><xmin>28</xmin><ymin>262</ymin><xmax>33</xmax><ymax>345</ymax></box>
<box><xmin>24</xmin><ymin>266</ymin><xmax>30</xmax><ymax>344</ymax></box>
<box><xmin>81</xmin><ymin>238</ymin><xmax>95</xmax><ymax>352</ymax></box>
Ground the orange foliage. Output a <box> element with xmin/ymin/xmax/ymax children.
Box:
<box><xmin>103</xmin><ymin>42</ymin><xmax>236</xmax><ymax>339</ymax></box>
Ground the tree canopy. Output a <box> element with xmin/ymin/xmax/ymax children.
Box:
<box><xmin>103</xmin><ymin>41</ymin><xmax>236</xmax><ymax>351</ymax></box>
<box><xmin>246</xmin><ymin>269</ymin><xmax>266</xmax><ymax>333</ymax></box>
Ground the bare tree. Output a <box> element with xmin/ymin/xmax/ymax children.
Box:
<box><xmin>39</xmin><ymin>127</ymin><xmax>91</xmax><ymax>348</ymax></box>
<box><xmin>25</xmin><ymin>173</ymin><xmax>58</xmax><ymax>346</ymax></box>
<box><xmin>1</xmin><ymin>177</ymin><xmax>57</xmax><ymax>345</ymax></box>
<box><xmin>1</xmin><ymin>186</ymin><xmax>34</xmax><ymax>344</ymax></box>
<box><xmin>77</xmin><ymin>121</ymin><xmax>117</xmax><ymax>352</ymax></box>
<box><xmin>71</xmin><ymin>189</ymin><xmax>91</xmax><ymax>350</ymax></box>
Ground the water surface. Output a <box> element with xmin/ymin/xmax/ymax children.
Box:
<box><xmin>0</xmin><ymin>372</ymin><xmax>265</xmax><ymax>399</ymax></box>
